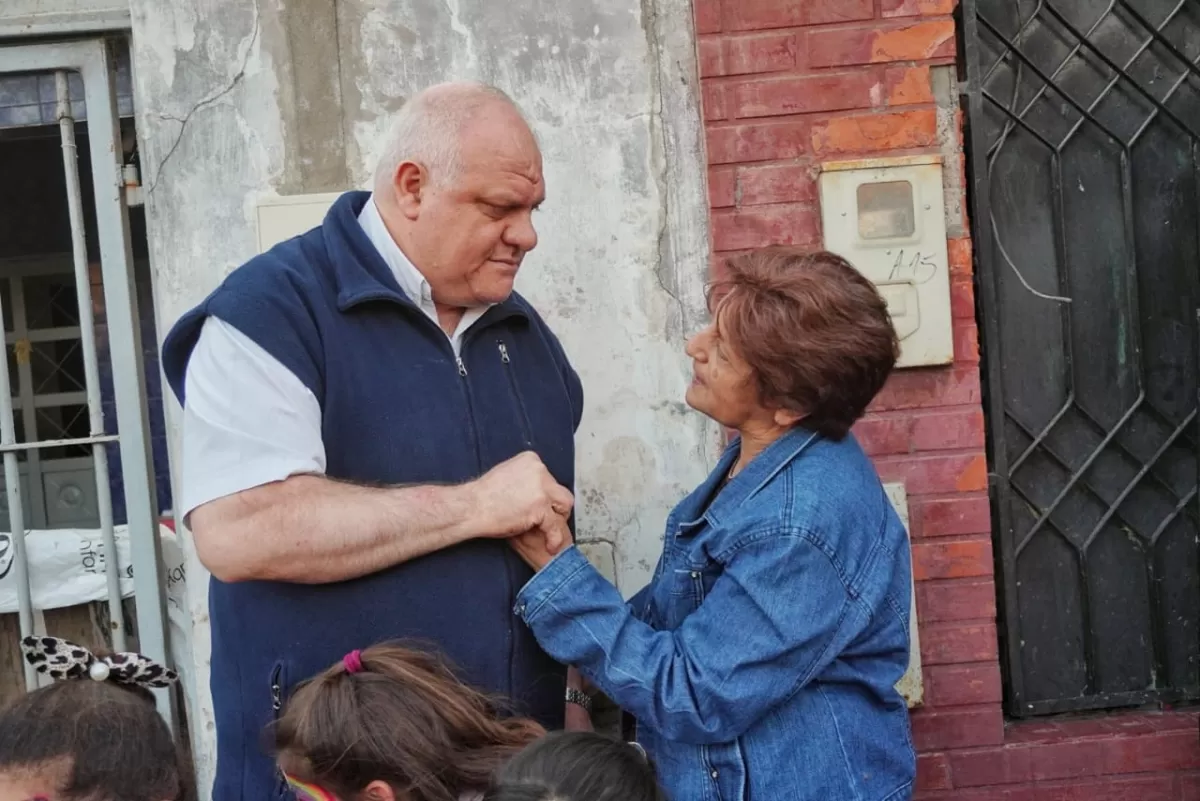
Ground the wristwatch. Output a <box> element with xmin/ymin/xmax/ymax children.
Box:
<box><xmin>565</xmin><ymin>687</ymin><xmax>593</xmax><ymax>713</ymax></box>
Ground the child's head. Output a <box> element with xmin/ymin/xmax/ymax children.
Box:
<box><xmin>0</xmin><ymin>636</ymin><xmax>192</xmax><ymax>801</ymax></box>
<box><xmin>482</xmin><ymin>732</ymin><xmax>666</xmax><ymax>801</ymax></box>
<box><xmin>274</xmin><ymin>643</ymin><xmax>545</xmax><ymax>801</ymax></box>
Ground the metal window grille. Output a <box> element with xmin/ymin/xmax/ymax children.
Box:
<box><xmin>0</xmin><ymin>39</ymin><xmax>175</xmax><ymax>730</ymax></box>
<box><xmin>963</xmin><ymin>0</ymin><xmax>1200</xmax><ymax>716</ymax></box>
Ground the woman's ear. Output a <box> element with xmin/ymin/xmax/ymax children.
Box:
<box><xmin>773</xmin><ymin>407</ymin><xmax>805</xmax><ymax>428</ymax></box>
<box><xmin>359</xmin><ymin>780</ymin><xmax>398</xmax><ymax>801</ymax></box>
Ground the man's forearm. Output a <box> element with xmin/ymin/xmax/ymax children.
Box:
<box><xmin>190</xmin><ymin>474</ymin><xmax>480</xmax><ymax>584</ymax></box>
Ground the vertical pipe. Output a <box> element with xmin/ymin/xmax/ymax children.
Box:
<box><xmin>79</xmin><ymin>40</ymin><xmax>175</xmax><ymax>732</ymax></box>
<box><xmin>56</xmin><ymin>70</ymin><xmax>126</xmax><ymax>653</ymax></box>
<box><xmin>0</xmin><ymin>291</ymin><xmax>36</xmax><ymax>691</ymax></box>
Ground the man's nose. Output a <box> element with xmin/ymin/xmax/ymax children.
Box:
<box><xmin>505</xmin><ymin>213</ymin><xmax>538</xmax><ymax>253</ymax></box>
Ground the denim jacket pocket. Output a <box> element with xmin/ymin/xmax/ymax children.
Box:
<box><xmin>661</xmin><ymin>561</ymin><xmax>721</xmax><ymax>630</ymax></box>
<box><xmin>668</xmin><ymin>562</ymin><xmax>721</xmax><ymax>596</ymax></box>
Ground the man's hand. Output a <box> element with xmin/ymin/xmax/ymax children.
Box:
<box><xmin>509</xmin><ymin>512</ymin><xmax>574</xmax><ymax>571</ymax></box>
<box><xmin>467</xmin><ymin>452</ymin><xmax>574</xmax><ymax>541</ymax></box>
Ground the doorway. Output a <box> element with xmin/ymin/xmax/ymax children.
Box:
<box><xmin>0</xmin><ymin>37</ymin><xmax>177</xmax><ymax>729</ymax></box>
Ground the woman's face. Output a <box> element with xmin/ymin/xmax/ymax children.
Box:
<box><xmin>685</xmin><ymin>310</ymin><xmax>803</xmax><ymax>439</ymax></box>
<box><xmin>684</xmin><ymin>315</ymin><xmax>764</xmax><ymax>430</ymax></box>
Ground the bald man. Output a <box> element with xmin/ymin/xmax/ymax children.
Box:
<box><xmin>162</xmin><ymin>83</ymin><xmax>587</xmax><ymax>800</ymax></box>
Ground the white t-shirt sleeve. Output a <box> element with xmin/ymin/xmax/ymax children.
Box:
<box><xmin>179</xmin><ymin>316</ymin><xmax>325</xmax><ymax>518</ymax></box>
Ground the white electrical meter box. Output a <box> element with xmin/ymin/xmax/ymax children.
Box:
<box><xmin>819</xmin><ymin>155</ymin><xmax>953</xmax><ymax>368</ymax></box>
<box><xmin>255</xmin><ymin>192</ymin><xmax>343</xmax><ymax>253</ymax></box>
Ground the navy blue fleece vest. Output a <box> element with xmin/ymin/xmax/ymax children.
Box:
<box><xmin>161</xmin><ymin>191</ymin><xmax>582</xmax><ymax>801</ymax></box>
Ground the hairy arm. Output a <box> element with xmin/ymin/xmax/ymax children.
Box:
<box><xmin>191</xmin><ymin>448</ymin><xmax>570</xmax><ymax>584</ymax></box>
<box><xmin>180</xmin><ymin>318</ymin><xmax>571</xmax><ymax>585</ymax></box>
<box><xmin>189</xmin><ymin>475</ymin><xmax>481</xmax><ymax>584</ymax></box>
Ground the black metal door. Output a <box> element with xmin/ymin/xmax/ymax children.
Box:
<box><xmin>963</xmin><ymin>0</ymin><xmax>1200</xmax><ymax>716</ymax></box>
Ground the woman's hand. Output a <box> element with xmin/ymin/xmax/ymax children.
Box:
<box><xmin>509</xmin><ymin>513</ymin><xmax>573</xmax><ymax>571</ymax></box>
<box><xmin>564</xmin><ymin>700</ymin><xmax>594</xmax><ymax>731</ymax></box>
<box><xmin>564</xmin><ymin>666</ymin><xmax>594</xmax><ymax>731</ymax></box>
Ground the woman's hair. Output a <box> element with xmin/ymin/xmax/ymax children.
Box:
<box><xmin>482</xmin><ymin>732</ymin><xmax>666</xmax><ymax>801</ymax></box>
<box><xmin>0</xmin><ymin>675</ymin><xmax>193</xmax><ymax>801</ymax></box>
<box><xmin>273</xmin><ymin>642</ymin><xmax>545</xmax><ymax>801</ymax></box>
<box><xmin>710</xmin><ymin>247</ymin><xmax>900</xmax><ymax>440</ymax></box>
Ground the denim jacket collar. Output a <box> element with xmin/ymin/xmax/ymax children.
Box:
<box><xmin>676</xmin><ymin>426</ymin><xmax>822</xmax><ymax>531</ymax></box>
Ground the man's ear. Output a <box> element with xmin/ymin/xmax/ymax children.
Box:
<box><xmin>359</xmin><ymin>779</ymin><xmax>398</xmax><ymax>801</ymax></box>
<box><xmin>393</xmin><ymin>160</ymin><xmax>427</xmax><ymax>221</ymax></box>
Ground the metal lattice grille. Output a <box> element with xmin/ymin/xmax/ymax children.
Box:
<box><xmin>964</xmin><ymin>0</ymin><xmax>1200</xmax><ymax>716</ymax></box>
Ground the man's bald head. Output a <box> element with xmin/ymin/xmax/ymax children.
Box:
<box><xmin>372</xmin><ymin>81</ymin><xmax>534</xmax><ymax>194</ymax></box>
<box><xmin>372</xmin><ymin>81</ymin><xmax>545</xmax><ymax>311</ymax></box>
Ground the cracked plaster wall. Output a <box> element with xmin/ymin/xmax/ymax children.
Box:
<box><xmin>125</xmin><ymin>0</ymin><xmax>712</xmax><ymax>791</ymax></box>
<box><xmin>0</xmin><ymin>0</ymin><xmax>129</xmax><ymax>35</ymax></box>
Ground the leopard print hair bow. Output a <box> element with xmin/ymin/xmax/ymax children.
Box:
<box><xmin>21</xmin><ymin>636</ymin><xmax>178</xmax><ymax>688</ymax></box>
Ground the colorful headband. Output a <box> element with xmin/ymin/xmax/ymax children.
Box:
<box><xmin>284</xmin><ymin>774</ymin><xmax>338</xmax><ymax>801</ymax></box>
<box><xmin>21</xmin><ymin>636</ymin><xmax>178</xmax><ymax>689</ymax></box>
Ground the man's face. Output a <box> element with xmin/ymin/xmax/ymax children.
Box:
<box><xmin>402</xmin><ymin>109</ymin><xmax>544</xmax><ymax>308</ymax></box>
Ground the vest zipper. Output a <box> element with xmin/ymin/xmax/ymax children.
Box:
<box><xmin>498</xmin><ymin>341</ymin><xmax>534</xmax><ymax>448</ymax></box>
<box><xmin>454</xmin><ymin>349</ymin><xmax>483</xmax><ymax>473</ymax></box>
<box><xmin>270</xmin><ymin>662</ymin><xmax>284</xmax><ymax>714</ymax></box>
<box><xmin>270</xmin><ymin>662</ymin><xmax>288</xmax><ymax>797</ymax></box>
<box><xmin>498</xmin><ymin>340</ymin><xmax>532</xmax><ymax>701</ymax></box>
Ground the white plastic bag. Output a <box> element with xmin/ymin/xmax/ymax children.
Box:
<box><xmin>0</xmin><ymin>525</ymin><xmax>192</xmax><ymax>689</ymax></box>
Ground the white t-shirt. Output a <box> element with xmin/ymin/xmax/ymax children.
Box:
<box><xmin>178</xmin><ymin>196</ymin><xmax>490</xmax><ymax>518</ymax></box>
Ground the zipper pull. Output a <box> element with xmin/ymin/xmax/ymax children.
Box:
<box><xmin>498</xmin><ymin>342</ymin><xmax>510</xmax><ymax>364</ymax></box>
<box><xmin>456</xmin><ymin>356</ymin><xmax>468</xmax><ymax>377</ymax></box>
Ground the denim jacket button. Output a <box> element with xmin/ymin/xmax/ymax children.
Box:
<box><xmin>690</xmin><ymin>571</ymin><xmax>699</xmax><ymax>579</ymax></box>
<box><xmin>711</xmin><ymin>770</ymin><xmax>719</xmax><ymax>779</ymax></box>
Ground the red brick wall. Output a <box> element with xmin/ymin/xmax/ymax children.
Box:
<box><xmin>690</xmin><ymin>1</ymin><xmax>1200</xmax><ymax>798</ymax></box>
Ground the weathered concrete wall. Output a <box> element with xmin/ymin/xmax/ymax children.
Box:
<box><xmin>127</xmin><ymin>0</ymin><xmax>711</xmax><ymax>793</ymax></box>
<box><xmin>0</xmin><ymin>0</ymin><xmax>129</xmax><ymax>35</ymax></box>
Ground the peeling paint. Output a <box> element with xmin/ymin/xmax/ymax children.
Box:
<box><xmin>932</xmin><ymin>64</ymin><xmax>965</xmax><ymax>238</ymax></box>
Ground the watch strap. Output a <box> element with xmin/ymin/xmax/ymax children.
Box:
<box><xmin>565</xmin><ymin>687</ymin><xmax>593</xmax><ymax>713</ymax></box>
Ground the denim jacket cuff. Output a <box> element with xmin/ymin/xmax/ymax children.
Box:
<box><xmin>513</xmin><ymin>545</ymin><xmax>592</xmax><ymax>620</ymax></box>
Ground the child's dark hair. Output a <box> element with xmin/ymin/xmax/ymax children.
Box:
<box><xmin>274</xmin><ymin>642</ymin><xmax>545</xmax><ymax>801</ymax></box>
<box><xmin>482</xmin><ymin>731</ymin><xmax>667</xmax><ymax>801</ymax></box>
<box><xmin>0</xmin><ymin>674</ymin><xmax>193</xmax><ymax>801</ymax></box>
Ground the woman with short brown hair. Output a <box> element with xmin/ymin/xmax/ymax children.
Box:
<box><xmin>511</xmin><ymin>248</ymin><xmax>917</xmax><ymax>800</ymax></box>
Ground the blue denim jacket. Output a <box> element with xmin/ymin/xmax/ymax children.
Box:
<box><xmin>516</xmin><ymin>427</ymin><xmax>916</xmax><ymax>801</ymax></box>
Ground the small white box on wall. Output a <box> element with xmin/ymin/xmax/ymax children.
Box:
<box><xmin>819</xmin><ymin>155</ymin><xmax>954</xmax><ymax>369</ymax></box>
<box><xmin>255</xmin><ymin>192</ymin><xmax>343</xmax><ymax>253</ymax></box>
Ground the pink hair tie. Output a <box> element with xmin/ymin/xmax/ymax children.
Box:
<box><xmin>343</xmin><ymin>649</ymin><xmax>364</xmax><ymax>674</ymax></box>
